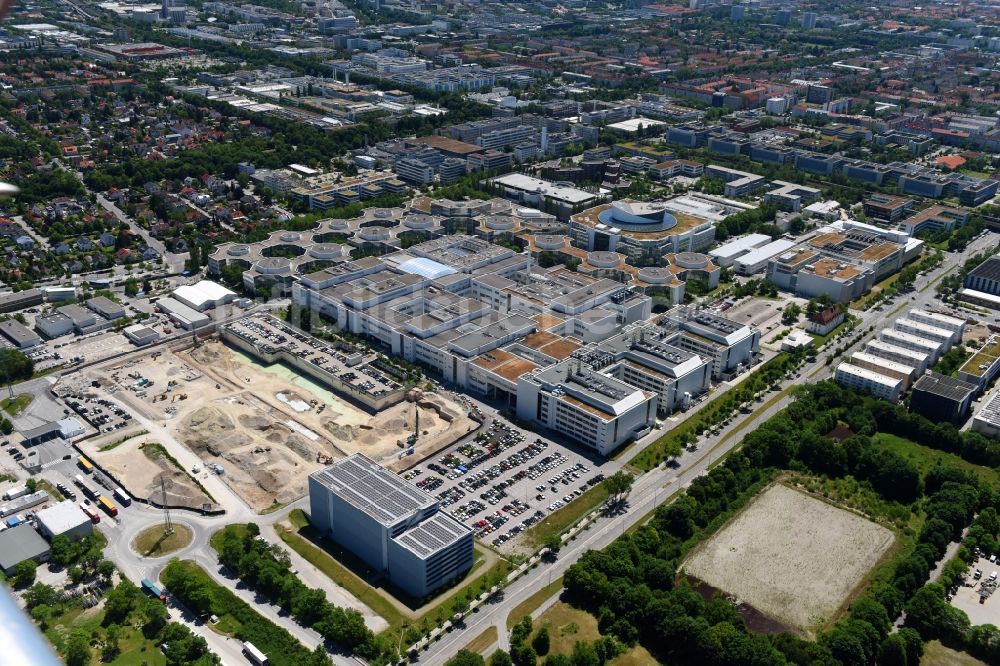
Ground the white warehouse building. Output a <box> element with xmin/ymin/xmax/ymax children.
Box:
<box><xmin>35</xmin><ymin>501</ymin><xmax>93</xmax><ymax>541</ymax></box>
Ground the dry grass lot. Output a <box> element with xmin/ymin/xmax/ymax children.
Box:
<box><xmin>682</xmin><ymin>483</ymin><xmax>895</xmax><ymax>636</ymax></box>
<box><xmin>132</xmin><ymin>523</ymin><xmax>193</xmax><ymax>557</ymax></box>
<box><xmin>533</xmin><ymin>602</ymin><xmax>657</xmax><ymax>665</ymax></box>
<box><xmin>920</xmin><ymin>640</ymin><xmax>987</xmax><ymax>666</ymax></box>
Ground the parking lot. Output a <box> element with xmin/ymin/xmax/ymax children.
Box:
<box><xmin>57</xmin><ymin>390</ymin><xmax>134</xmax><ymax>434</ymax></box>
<box><xmin>403</xmin><ymin>418</ymin><xmax>615</xmax><ymax>549</ymax></box>
<box><xmin>950</xmin><ymin>554</ymin><xmax>1000</xmax><ymax>627</ymax></box>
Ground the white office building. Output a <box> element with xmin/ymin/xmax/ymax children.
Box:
<box><xmin>879</xmin><ymin>329</ymin><xmax>945</xmax><ymax>364</ymax></box>
<box><xmin>907</xmin><ymin>309</ymin><xmax>966</xmax><ymax>337</ymax></box>
<box><xmin>734</xmin><ymin>239</ymin><xmax>797</xmax><ymax>276</ymax></box>
<box><xmin>850</xmin><ymin>351</ymin><xmax>917</xmax><ymax>389</ymax></box>
<box><xmin>835</xmin><ymin>362</ymin><xmax>904</xmax><ymax>401</ymax></box>
<box><xmin>517</xmin><ymin>361</ymin><xmax>657</xmax><ymax>456</ymax></box>
<box><xmin>864</xmin><ymin>339</ymin><xmax>931</xmax><ymax>374</ymax></box>
<box><xmin>894</xmin><ymin>318</ymin><xmax>960</xmax><ymax>349</ymax></box>
<box><xmin>708</xmin><ymin>233</ymin><xmax>771</xmax><ymax>267</ymax></box>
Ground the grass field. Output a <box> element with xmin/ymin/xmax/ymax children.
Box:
<box><xmin>464</xmin><ymin>626</ymin><xmax>498</xmax><ymax>655</ymax></box>
<box><xmin>875</xmin><ymin>433</ymin><xmax>1000</xmax><ymax>490</ymax></box>
<box><xmin>42</xmin><ymin>604</ymin><xmax>167</xmax><ymax>666</ymax></box>
<box><xmin>529</xmin><ymin>601</ymin><xmax>655</xmax><ymax>665</ymax></box>
<box><xmin>36</xmin><ymin>479</ymin><xmax>64</xmax><ymax>501</ymax></box>
<box><xmin>521</xmin><ymin>485</ymin><xmax>609</xmax><ymax>548</ymax></box>
<box><xmin>506</xmin><ymin>577</ymin><xmax>563</xmax><ymax>629</ymax></box>
<box><xmin>1</xmin><ymin>393</ymin><xmax>32</xmax><ymax>416</ymax></box>
<box><xmin>534</xmin><ymin>602</ymin><xmax>600</xmax><ymax>656</ymax></box>
<box><xmin>682</xmin><ymin>483</ymin><xmax>895</xmax><ymax>636</ymax></box>
<box><xmin>133</xmin><ymin>524</ymin><xmax>193</xmax><ymax>557</ymax></box>
<box><xmin>921</xmin><ymin>640</ymin><xmax>987</xmax><ymax>666</ymax></box>
<box><xmin>276</xmin><ymin>509</ymin><xmax>511</xmax><ymax>637</ymax></box>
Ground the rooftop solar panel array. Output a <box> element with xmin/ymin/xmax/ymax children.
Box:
<box><xmin>393</xmin><ymin>512</ymin><xmax>470</xmax><ymax>558</ymax></box>
<box><xmin>313</xmin><ymin>454</ymin><xmax>434</xmax><ymax>526</ymax></box>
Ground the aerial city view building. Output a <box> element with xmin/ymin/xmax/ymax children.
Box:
<box><xmin>2</xmin><ymin>0</ymin><xmax>1000</xmax><ymax>665</ymax></box>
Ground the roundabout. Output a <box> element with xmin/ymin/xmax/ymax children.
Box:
<box><xmin>131</xmin><ymin>522</ymin><xmax>194</xmax><ymax>558</ymax></box>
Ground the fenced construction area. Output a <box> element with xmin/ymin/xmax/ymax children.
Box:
<box><xmin>682</xmin><ymin>483</ymin><xmax>896</xmax><ymax>636</ymax></box>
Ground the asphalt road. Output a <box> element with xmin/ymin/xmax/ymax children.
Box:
<box><xmin>415</xmin><ymin>232</ymin><xmax>999</xmax><ymax>664</ymax></box>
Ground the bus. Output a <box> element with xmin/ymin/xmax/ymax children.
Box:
<box><xmin>141</xmin><ymin>578</ymin><xmax>165</xmax><ymax>602</ymax></box>
<box><xmin>96</xmin><ymin>495</ymin><xmax>118</xmax><ymax>517</ymax></box>
<box><xmin>79</xmin><ymin>503</ymin><xmax>100</xmax><ymax>524</ymax></box>
<box><xmin>241</xmin><ymin>642</ymin><xmax>268</xmax><ymax>666</ymax></box>
<box><xmin>78</xmin><ymin>457</ymin><xmax>94</xmax><ymax>474</ymax></box>
<box><xmin>112</xmin><ymin>486</ymin><xmax>132</xmax><ymax>507</ymax></box>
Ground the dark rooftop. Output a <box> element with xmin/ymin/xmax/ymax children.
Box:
<box><xmin>912</xmin><ymin>373</ymin><xmax>977</xmax><ymax>402</ymax></box>
<box><xmin>968</xmin><ymin>257</ymin><xmax>1000</xmax><ymax>284</ymax></box>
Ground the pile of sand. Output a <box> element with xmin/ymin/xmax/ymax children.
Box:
<box><xmin>324</xmin><ymin>421</ymin><xmax>357</xmax><ymax>442</ymax></box>
<box><xmin>188</xmin><ymin>343</ymin><xmax>224</xmax><ymax>366</ymax></box>
<box><xmin>238</xmin><ymin>414</ymin><xmax>272</xmax><ymax>431</ymax></box>
<box><xmin>187</xmin><ymin>406</ymin><xmax>235</xmax><ymax>433</ymax></box>
<box><xmin>284</xmin><ymin>435</ymin><xmax>314</xmax><ymax>462</ymax></box>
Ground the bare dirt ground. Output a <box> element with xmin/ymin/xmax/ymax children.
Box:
<box><xmin>73</xmin><ymin>340</ymin><xmax>476</xmax><ymax>512</ymax></box>
<box><xmin>179</xmin><ymin>394</ymin><xmax>333</xmax><ymax>511</ymax></box>
<box><xmin>85</xmin><ymin>435</ymin><xmax>213</xmax><ymax>510</ymax></box>
<box><xmin>681</xmin><ymin>483</ymin><xmax>896</xmax><ymax>637</ymax></box>
<box><xmin>185</xmin><ymin>340</ymin><xmax>477</xmax><ymax>465</ymax></box>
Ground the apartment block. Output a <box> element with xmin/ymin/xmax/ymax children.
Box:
<box><xmin>834</xmin><ymin>362</ymin><xmax>904</xmax><ymax>401</ymax></box>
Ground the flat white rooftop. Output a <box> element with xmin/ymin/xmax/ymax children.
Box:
<box><xmin>490</xmin><ymin>174</ymin><xmax>596</xmax><ymax>205</ymax></box>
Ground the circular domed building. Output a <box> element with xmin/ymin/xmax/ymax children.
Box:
<box><xmin>570</xmin><ymin>199</ymin><xmax>716</xmax><ymax>260</ymax></box>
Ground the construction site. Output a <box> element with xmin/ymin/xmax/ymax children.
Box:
<box><xmin>83</xmin><ymin>434</ymin><xmax>214</xmax><ymax>511</ymax></box>
<box><xmin>63</xmin><ymin>321</ymin><xmax>478</xmax><ymax>513</ymax></box>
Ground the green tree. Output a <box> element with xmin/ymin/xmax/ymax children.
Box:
<box><xmin>141</xmin><ymin>596</ymin><xmax>170</xmax><ymax>636</ymax></box>
<box><xmin>0</xmin><ymin>348</ymin><xmax>34</xmax><ymax>382</ymax></box>
<box><xmin>602</xmin><ymin>471</ymin><xmax>634</xmax><ymax>505</ymax></box>
<box><xmin>104</xmin><ymin>580</ymin><xmax>139</xmax><ymax>624</ymax></box>
<box><xmin>451</xmin><ymin>593</ymin><xmax>470</xmax><ymax>616</ymax></box>
<box><xmin>489</xmin><ymin>650</ymin><xmax>514</xmax><ymax>666</ymax></box>
<box><xmin>511</xmin><ymin>643</ymin><xmax>537</xmax><ymax>666</ymax></box>
<box><xmin>569</xmin><ymin>640</ymin><xmax>599</xmax><ymax>666</ymax></box>
<box><xmin>13</xmin><ymin>559</ymin><xmax>37</xmax><ymax>587</ymax></box>
<box><xmin>65</xmin><ymin>629</ymin><xmax>91</xmax><ymax>666</ymax></box>
<box><xmin>532</xmin><ymin>626</ymin><xmax>550</xmax><ymax>655</ymax></box>
<box><xmin>23</xmin><ymin>583</ymin><xmax>57</xmax><ymax>609</ymax></box>
<box><xmin>97</xmin><ymin>559</ymin><xmax>116</xmax><ymax>582</ymax></box>
<box><xmin>306</xmin><ymin>644</ymin><xmax>332</xmax><ymax>666</ymax></box>
<box><xmin>510</xmin><ymin>615</ymin><xmax>533</xmax><ymax>646</ymax></box>
<box><xmin>102</xmin><ymin>624</ymin><xmax>121</xmax><ymax>661</ymax></box>
<box><xmin>543</xmin><ymin>534</ymin><xmax>562</xmax><ymax>554</ymax></box>
<box><xmin>445</xmin><ymin>649</ymin><xmax>486</xmax><ymax>666</ymax></box>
